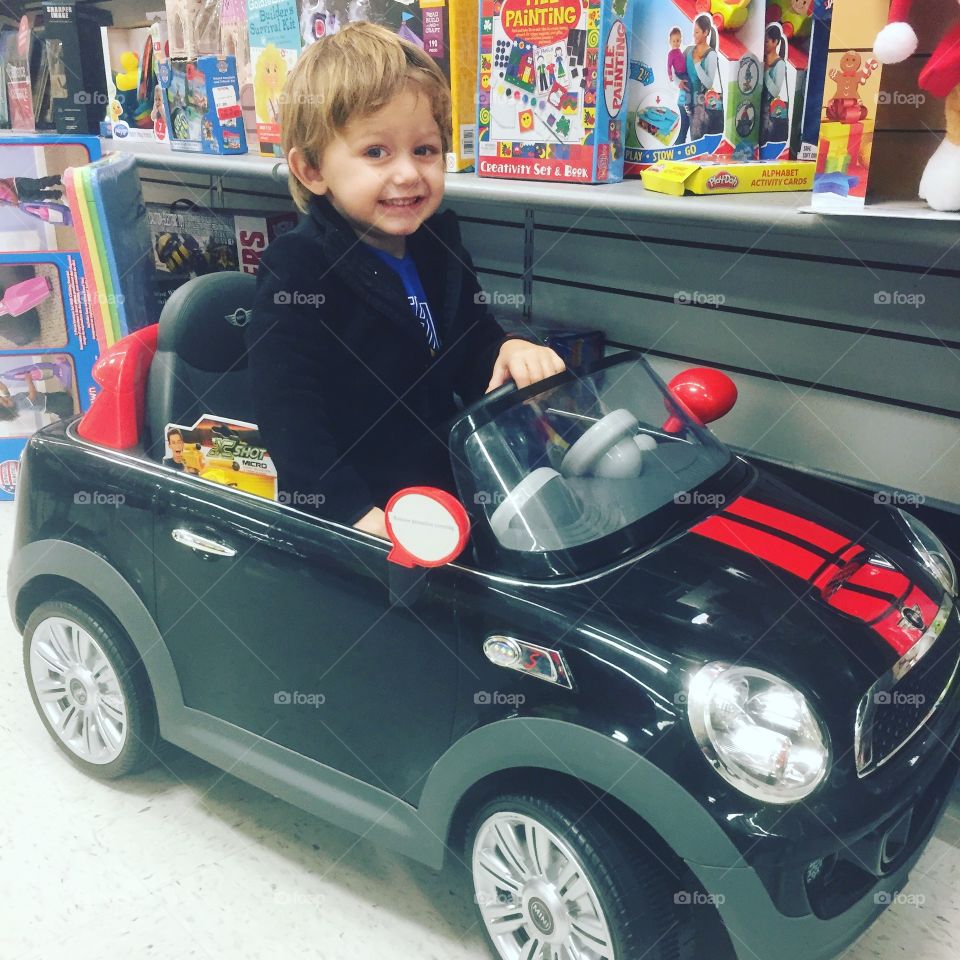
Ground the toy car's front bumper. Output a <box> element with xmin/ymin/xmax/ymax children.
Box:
<box><xmin>687</xmin><ymin>748</ymin><xmax>960</xmax><ymax>960</ymax></box>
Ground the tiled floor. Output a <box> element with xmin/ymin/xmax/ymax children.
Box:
<box><xmin>1</xmin><ymin>499</ymin><xmax>958</xmax><ymax>960</ymax></box>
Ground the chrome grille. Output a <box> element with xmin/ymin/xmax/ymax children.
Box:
<box><xmin>856</xmin><ymin>597</ymin><xmax>956</xmax><ymax>777</ymax></box>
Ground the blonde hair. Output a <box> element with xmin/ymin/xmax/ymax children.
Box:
<box><xmin>281</xmin><ymin>23</ymin><xmax>452</xmax><ymax>212</ymax></box>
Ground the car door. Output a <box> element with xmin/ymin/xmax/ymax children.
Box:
<box><xmin>151</xmin><ymin>473</ymin><xmax>461</xmax><ymax>803</ymax></box>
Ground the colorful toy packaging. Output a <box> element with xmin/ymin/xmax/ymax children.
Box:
<box><xmin>249</xmin><ymin>0</ymin><xmax>302</xmax><ymax>158</ymax></box>
<box><xmin>162</xmin><ymin>414</ymin><xmax>278</xmax><ymax>501</ymax></box>
<box><xmin>477</xmin><ymin>0</ymin><xmax>633</xmax><ymax>183</ymax></box>
<box><xmin>624</xmin><ymin>0</ymin><xmax>765</xmax><ymax>174</ymax></box>
<box><xmin>3</xmin><ymin>16</ymin><xmax>39</xmax><ymax>131</ymax></box>
<box><xmin>760</xmin><ymin>0</ymin><xmax>813</xmax><ymax>159</ymax></box>
<box><xmin>158</xmin><ymin>54</ymin><xmax>247</xmax><ymax>154</ymax></box>
<box><xmin>0</xmin><ymin>252</ymin><xmax>101</xmax><ymax>501</ymax></box>
<box><xmin>641</xmin><ymin>155</ymin><xmax>814</xmax><ymax>193</ymax></box>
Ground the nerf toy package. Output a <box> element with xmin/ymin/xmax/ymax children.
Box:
<box><xmin>624</xmin><ymin>0</ymin><xmax>765</xmax><ymax>174</ymax></box>
<box><xmin>477</xmin><ymin>0</ymin><xmax>633</xmax><ymax>183</ymax></box>
<box><xmin>158</xmin><ymin>54</ymin><xmax>247</xmax><ymax>154</ymax></box>
<box><xmin>760</xmin><ymin>0</ymin><xmax>813</xmax><ymax>160</ymax></box>
<box><xmin>162</xmin><ymin>414</ymin><xmax>278</xmax><ymax>501</ymax></box>
<box><xmin>0</xmin><ymin>252</ymin><xmax>101</xmax><ymax>500</ymax></box>
<box><xmin>0</xmin><ymin>134</ymin><xmax>102</xmax><ymax>251</ymax></box>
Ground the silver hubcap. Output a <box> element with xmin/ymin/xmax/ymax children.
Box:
<box><xmin>29</xmin><ymin>616</ymin><xmax>127</xmax><ymax>764</ymax></box>
<box><xmin>473</xmin><ymin>811</ymin><xmax>614</xmax><ymax>960</ymax></box>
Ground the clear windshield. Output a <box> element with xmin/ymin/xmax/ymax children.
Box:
<box><xmin>452</xmin><ymin>356</ymin><xmax>732</xmax><ymax>554</ymax></box>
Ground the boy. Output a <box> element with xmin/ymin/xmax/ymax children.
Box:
<box><xmin>247</xmin><ymin>24</ymin><xmax>565</xmax><ymax>539</ymax></box>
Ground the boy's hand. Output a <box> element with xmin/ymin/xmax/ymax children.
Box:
<box><xmin>354</xmin><ymin>506</ymin><xmax>388</xmax><ymax>540</ymax></box>
<box><xmin>486</xmin><ymin>340</ymin><xmax>566</xmax><ymax>394</ymax></box>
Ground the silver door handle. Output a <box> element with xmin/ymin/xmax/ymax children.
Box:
<box><xmin>171</xmin><ymin>528</ymin><xmax>237</xmax><ymax>557</ymax></box>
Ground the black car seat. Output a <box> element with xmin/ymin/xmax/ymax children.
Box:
<box><xmin>145</xmin><ymin>272</ymin><xmax>257</xmax><ymax>459</ymax></box>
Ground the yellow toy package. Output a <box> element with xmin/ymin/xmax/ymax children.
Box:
<box><xmin>163</xmin><ymin>414</ymin><xmax>278</xmax><ymax>500</ymax></box>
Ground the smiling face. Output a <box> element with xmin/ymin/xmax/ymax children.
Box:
<box><xmin>693</xmin><ymin>21</ymin><xmax>707</xmax><ymax>44</ymax></box>
<box><xmin>840</xmin><ymin>51</ymin><xmax>861</xmax><ymax>74</ymax></box>
<box><xmin>168</xmin><ymin>432</ymin><xmax>184</xmax><ymax>462</ymax></box>
<box><xmin>670</xmin><ymin>30</ymin><xmax>682</xmax><ymax>50</ymax></box>
<box><xmin>291</xmin><ymin>83</ymin><xmax>445</xmax><ymax>258</ymax></box>
<box><xmin>790</xmin><ymin>0</ymin><xmax>813</xmax><ymax>14</ymax></box>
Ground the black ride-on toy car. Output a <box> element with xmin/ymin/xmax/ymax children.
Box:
<box><xmin>10</xmin><ymin>273</ymin><xmax>960</xmax><ymax>960</ymax></box>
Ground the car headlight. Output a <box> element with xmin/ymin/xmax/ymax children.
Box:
<box><xmin>687</xmin><ymin>663</ymin><xmax>830</xmax><ymax>804</ymax></box>
<box><xmin>896</xmin><ymin>509</ymin><xmax>956</xmax><ymax>597</ymax></box>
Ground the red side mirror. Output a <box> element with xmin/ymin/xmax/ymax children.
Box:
<box><xmin>384</xmin><ymin>486</ymin><xmax>470</xmax><ymax>568</ymax></box>
<box><xmin>663</xmin><ymin>367</ymin><xmax>738</xmax><ymax>433</ymax></box>
<box><xmin>76</xmin><ymin>324</ymin><xmax>159</xmax><ymax>449</ymax></box>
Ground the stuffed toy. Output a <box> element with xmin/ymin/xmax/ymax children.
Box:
<box><xmin>873</xmin><ymin>0</ymin><xmax>960</xmax><ymax>211</ymax></box>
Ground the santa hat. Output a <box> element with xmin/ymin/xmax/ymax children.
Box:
<box><xmin>874</xmin><ymin>1</ymin><xmax>960</xmax><ymax>97</ymax></box>
<box><xmin>873</xmin><ymin>0</ymin><xmax>918</xmax><ymax>64</ymax></box>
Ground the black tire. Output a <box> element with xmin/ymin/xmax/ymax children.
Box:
<box><xmin>23</xmin><ymin>596</ymin><xmax>160</xmax><ymax>780</ymax></box>
<box><xmin>465</xmin><ymin>792</ymin><xmax>688</xmax><ymax>960</ymax></box>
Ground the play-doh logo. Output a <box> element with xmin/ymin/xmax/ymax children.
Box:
<box><xmin>501</xmin><ymin>0</ymin><xmax>582</xmax><ymax>48</ymax></box>
<box><xmin>0</xmin><ymin>459</ymin><xmax>19</xmax><ymax>496</ymax></box>
<box><xmin>603</xmin><ymin>20</ymin><xmax>628</xmax><ymax>117</ymax></box>
<box><xmin>706</xmin><ymin>172</ymin><xmax>739</xmax><ymax>191</ymax></box>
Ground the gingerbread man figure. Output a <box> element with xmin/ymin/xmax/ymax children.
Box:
<box><xmin>874</xmin><ymin>0</ymin><xmax>960</xmax><ymax>211</ymax></box>
<box><xmin>825</xmin><ymin>51</ymin><xmax>878</xmax><ymax>123</ymax></box>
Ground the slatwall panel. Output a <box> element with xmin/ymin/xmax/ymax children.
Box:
<box><xmin>136</xmin><ymin>169</ymin><xmax>960</xmax><ymax>509</ymax></box>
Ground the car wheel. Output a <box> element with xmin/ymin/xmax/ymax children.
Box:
<box><xmin>23</xmin><ymin>597</ymin><xmax>159</xmax><ymax>779</ymax></box>
<box><xmin>467</xmin><ymin>793</ymin><xmax>685</xmax><ymax>960</ymax></box>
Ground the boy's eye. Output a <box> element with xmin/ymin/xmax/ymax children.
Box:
<box><xmin>364</xmin><ymin>146</ymin><xmax>385</xmax><ymax>159</ymax></box>
<box><xmin>414</xmin><ymin>144</ymin><xmax>440</xmax><ymax>156</ymax></box>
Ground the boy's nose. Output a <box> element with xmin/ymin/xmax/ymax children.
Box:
<box><xmin>390</xmin><ymin>156</ymin><xmax>421</xmax><ymax>185</ymax></box>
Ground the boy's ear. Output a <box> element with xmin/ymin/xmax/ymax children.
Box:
<box><xmin>288</xmin><ymin>147</ymin><xmax>328</xmax><ymax>197</ymax></box>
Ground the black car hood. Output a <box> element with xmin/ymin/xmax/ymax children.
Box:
<box><xmin>559</xmin><ymin>469</ymin><xmax>946</xmax><ymax>709</ymax></box>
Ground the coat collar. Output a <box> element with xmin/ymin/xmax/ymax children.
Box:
<box><xmin>306</xmin><ymin>195</ymin><xmax>463</xmax><ymax>349</ymax></box>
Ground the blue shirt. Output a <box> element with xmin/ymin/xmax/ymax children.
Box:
<box><xmin>367</xmin><ymin>245</ymin><xmax>441</xmax><ymax>352</ymax></box>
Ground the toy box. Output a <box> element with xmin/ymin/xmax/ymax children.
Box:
<box><xmin>249</xmin><ymin>0</ymin><xmax>303</xmax><ymax>158</ymax></box>
<box><xmin>0</xmin><ymin>252</ymin><xmax>101</xmax><ymax>500</ymax></box>
<box><xmin>162</xmin><ymin>414</ymin><xmax>278</xmax><ymax>500</ymax></box>
<box><xmin>476</xmin><ymin>0</ymin><xmax>633</xmax><ymax>183</ymax></box>
<box><xmin>3</xmin><ymin>16</ymin><xmax>39</xmax><ymax>131</ymax></box>
<box><xmin>41</xmin><ymin>0</ymin><xmax>112</xmax><ymax>135</ymax></box>
<box><xmin>624</xmin><ymin>0</ymin><xmax>765</xmax><ymax>174</ymax></box>
<box><xmin>100</xmin><ymin>16</ymin><xmax>167</xmax><ymax>142</ymax></box>
<box><xmin>760</xmin><ymin>0</ymin><xmax>812</xmax><ymax>160</ymax></box>
<box><xmin>158</xmin><ymin>54</ymin><xmax>247</xmax><ymax>154</ymax></box>
<box><xmin>296</xmin><ymin>0</ymin><xmax>480</xmax><ymax>171</ymax></box>
<box><xmin>0</xmin><ymin>134</ymin><xmax>102</xmax><ymax>251</ymax></box>
<box><xmin>641</xmin><ymin>155</ymin><xmax>814</xmax><ymax>193</ymax></box>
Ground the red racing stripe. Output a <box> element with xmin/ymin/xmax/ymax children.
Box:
<box><xmin>725</xmin><ymin>497</ymin><xmax>851</xmax><ymax>554</ymax></box>
<box><xmin>847</xmin><ymin>563</ymin><xmax>910</xmax><ymax>599</ymax></box>
<box><xmin>690</xmin><ymin>515</ymin><xmax>825</xmax><ymax>579</ymax></box>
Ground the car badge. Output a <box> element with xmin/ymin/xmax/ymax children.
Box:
<box><xmin>898</xmin><ymin>604</ymin><xmax>925</xmax><ymax>633</ymax></box>
<box><xmin>226</xmin><ymin>307</ymin><xmax>251</xmax><ymax>328</ymax></box>
<box><xmin>483</xmin><ymin>635</ymin><xmax>574</xmax><ymax>690</ymax></box>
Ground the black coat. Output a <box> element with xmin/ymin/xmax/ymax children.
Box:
<box><xmin>246</xmin><ymin>195</ymin><xmax>524</xmax><ymax>524</ymax></box>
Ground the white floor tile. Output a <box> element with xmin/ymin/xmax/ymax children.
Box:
<box><xmin>1</xmin><ymin>499</ymin><xmax>958</xmax><ymax>960</ymax></box>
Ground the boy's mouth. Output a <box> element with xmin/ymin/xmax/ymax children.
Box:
<box><xmin>380</xmin><ymin>196</ymin><xmax>425</xmax><ymax>209</ymax></box>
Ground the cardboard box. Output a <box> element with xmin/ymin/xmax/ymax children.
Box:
<box><xmin>249</xmin><ymin>0</ymin><xmax>302</xmax><ymax>158</ymax></box>
<box><xmin>641</xmin><ymin>155</ymin><xmax>814</xmax><ymax>194</ymax></box>
<box><xmin>0</xmin><ymin>252</ymin><xmax>101</xmax><ymax>500</ymax></box>
<box><xmin>41</xmin><ymin>0</ymin><xmax>112</xmax><ymax>135</ymax></box>
<box><xmin>158</xmin><ymin>54</ymin><xmax>247</xmax><ymax>154</ymax></box>
<box><xmin>100</xmin><ymin>17</ymin><xmax>167</xmax><ymax>142</ymax></box>
<box><xmin>477</xmin><ymin>0</ymin><xmax>633</xmax><ymax>183</ymax></box>
<box><xmin>760</xmin><ymin>0</ymin><xmax>813</xmax><ymax>160</ymax></box>
<box><xmin>624</xmin><ymin>0</ymin><xmax>765</xmax><ymax>174</ymax></box>
<box><xmin>3</xmin><ymin>16</ymin><xmax>39</xmax><ymax>131</ymax></box>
